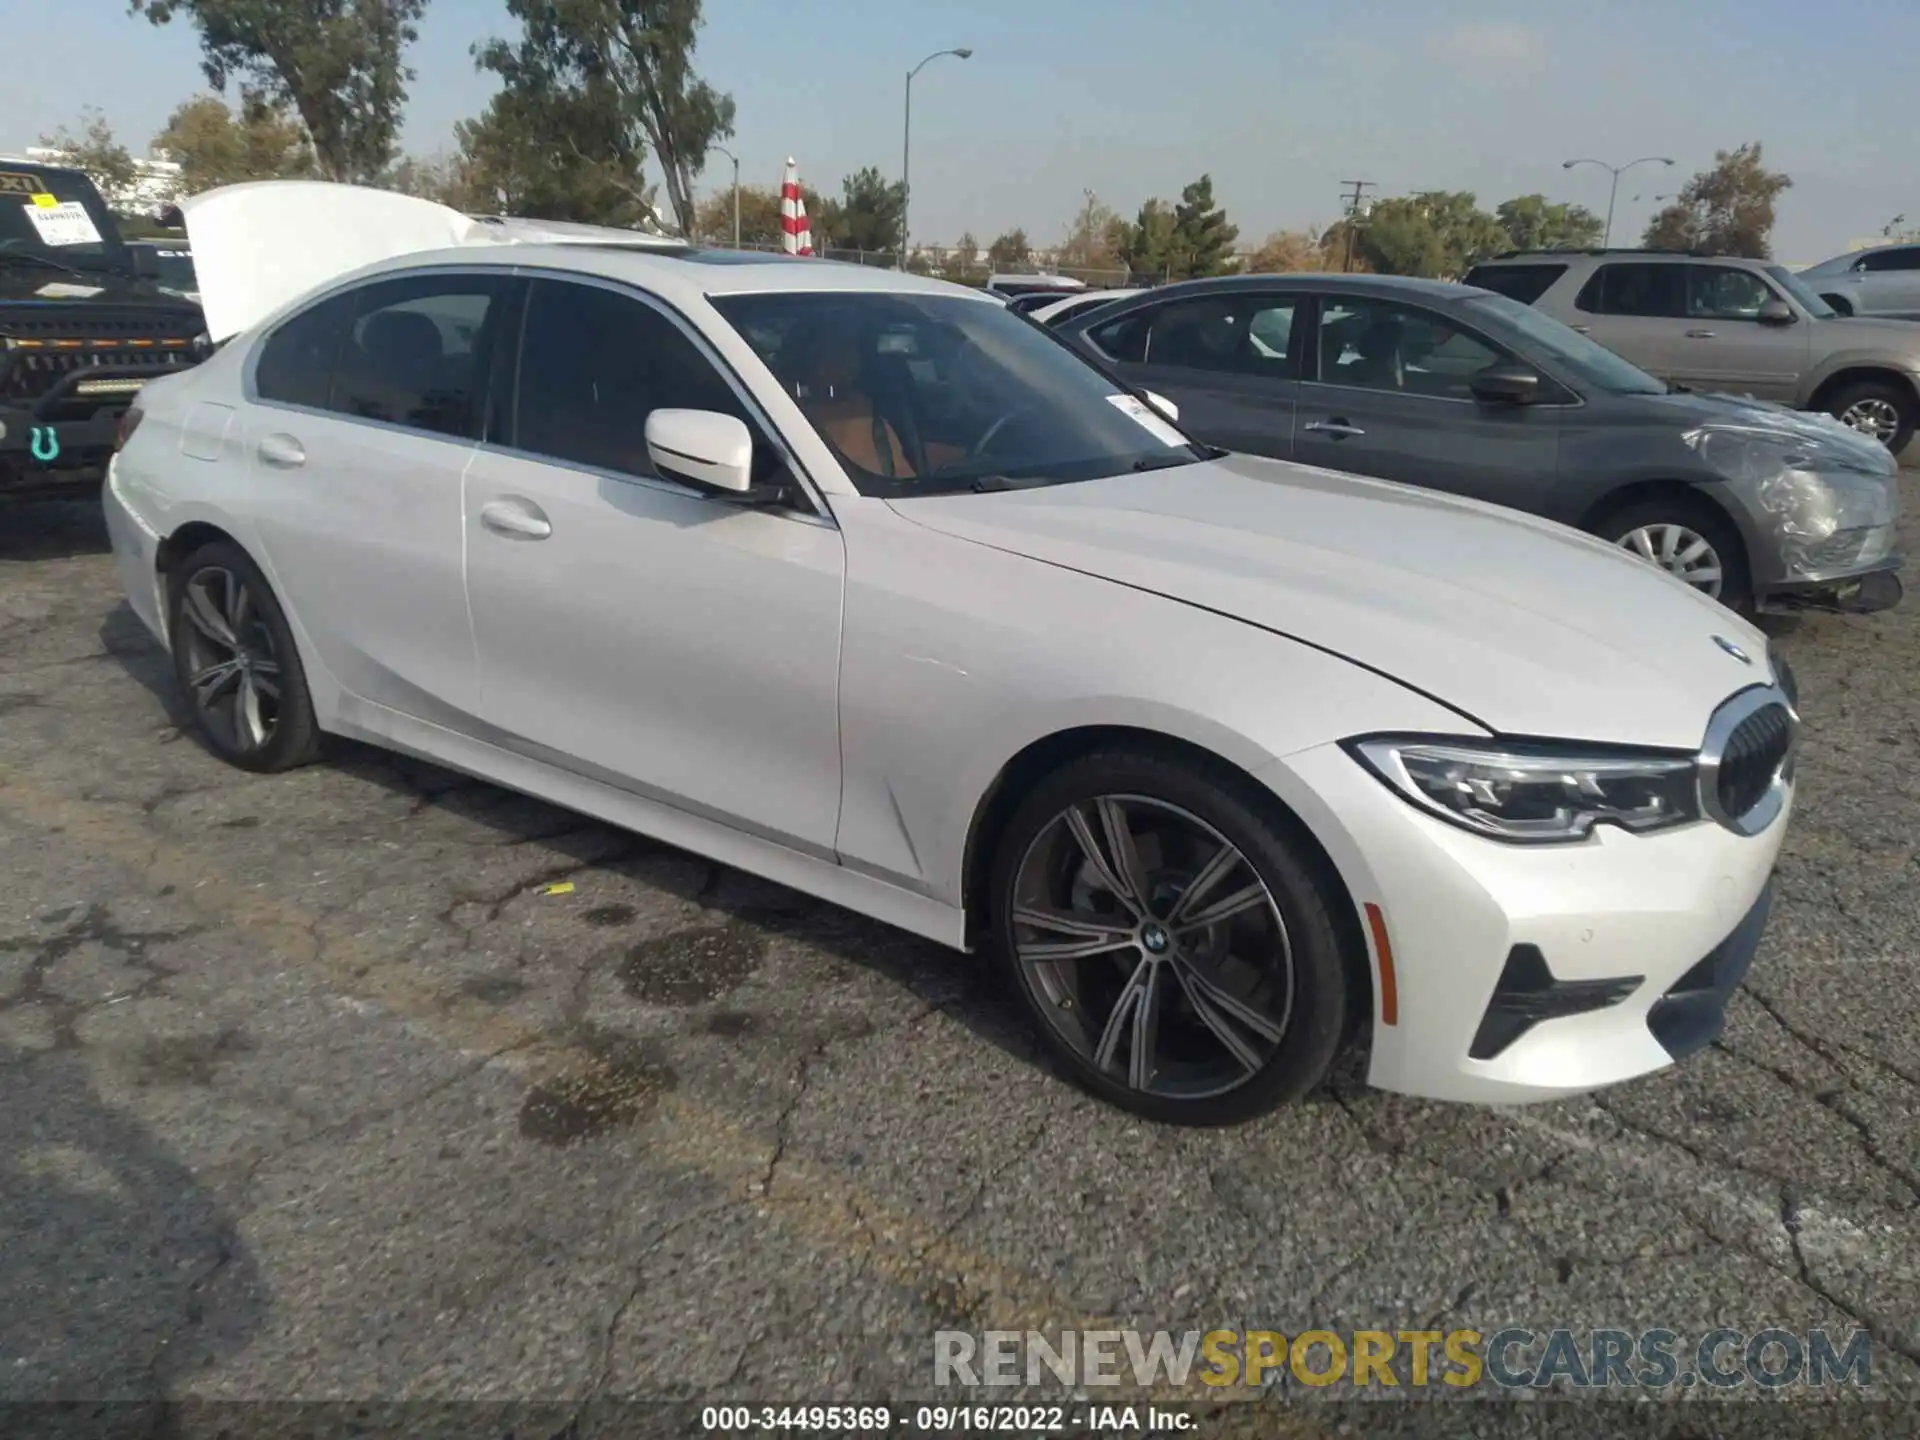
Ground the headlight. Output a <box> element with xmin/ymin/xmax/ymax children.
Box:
<box><xmin>1759</xmin><ymin>467</ymin><xmax>1898</xmax><ymax>576</ymax></box>
<box><xmin>1345</xmin><ymin>736</ymin><xmax>1701</xmax><ymax>843</ymax></box>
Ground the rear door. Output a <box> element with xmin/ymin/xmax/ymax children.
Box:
<box><xmin>244</xmin><ymin>269</ymin><xmax>512</xmax><ymax>721</ymax></box>
<box><xmin>1567</xmin><ymin>262</ymin><xmax>1684</xmax><ymax>380</ymax></box>
<box><xmin>1076</xmin><ymin>292</ymin><xmax>1303</xmax><ymax>457</ymax></box>
<box><xmin>1292</xmin><ymin>293</ymin><xmax>1563</xmax><ymax>515</ymax></box>
<box><xmin>1859</xmin><ymin>246</ymin><xmax>1920</xmax><ymax>319</ymax></box>
<box><xmin>1666</xmin><ymin>263</ymin><xmax>1809</xmax><ymax>401</ymax></box>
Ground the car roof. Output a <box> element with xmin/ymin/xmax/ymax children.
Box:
<box><xmin>342</xmin><ymin>242</ymin><xmax>1000</xmax><ymax>308</ymax></box>
<box><xmin>1115</xmin><ymin>273</ymin><xmax>1474</xmax><ymax>302</ymax></box>
<box><xmin>1476</xmin><ymin>249</ymin><xmax>1763</xmax><ymax>267</ymax></box>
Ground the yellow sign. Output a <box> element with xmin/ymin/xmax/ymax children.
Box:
<box><xmin>31</xmin><ymin>192</ymin><xmax>59</xmax><ymax>209</ymax></box>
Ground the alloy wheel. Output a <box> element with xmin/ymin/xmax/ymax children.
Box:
<box><xmin>1010</xmin><ymin>794</ymin><xmax>1294</xmax><ymax>1100</ymax></box>
<box><xmin>1616</xmin><ymin>523</ymin><xmax>1725</xmax><ymax>597</ymax></box>
<box><xmin>178</xmin><ymin>566</ymin><xmax>283</xmax><ymax>753</ymax></box>
<box><xmin>1837</xmin><ymin>396</ymin><xmax>1902</xmax><ymax>445</ymax></box>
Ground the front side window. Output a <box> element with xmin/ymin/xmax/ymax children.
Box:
<box><xmin>1087</xmin><ymin>295</ymin><xmax>1299</xmax><ymax>375</ymax></box>
<box><xmin>510</xmin><ymin>278</ymin><xmax>752</xmax><ymax>480</ymax></box>
<box><xmin>1314</xmin><ymin>298</ymin><xmax>1507</xmax><ymax>398</ymax></box>
<box><xmin>1862</xmin><ymin>247</ymin><xmax>1920</xmax><ymax>272</ymax></box>
<box><xmin>712</xmin><ymin>291</ymin><xmax>1206</xmax><ymax>498</ymax></box>
<box><xmin>1575</xmin><ymin>263</ymin><xmax>1686</xmax><ymax>318</ymax></box>
<box><xmin>328</xmin><ymin>273</ymin><xmax>509</xmax><ymax>437</ymax></box>
<box><xmin>1687</xmin><ymin>265</ymin><xmax>1773</xmax><ymax>320</ymax></box>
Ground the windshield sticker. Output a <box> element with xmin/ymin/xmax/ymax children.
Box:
<box><xmin>1105</xmin><ymin>393</ymin><xmax>1187</xmax><ymax>448</ymax></box>
<box><xmin>22</xmin><ymin>200</ymin><xmax>103</xmax><ymax>248</ymax></box>
<box><xmin>30</xmin><ymin>192</ymin><xmax>59</xmax><ymax>209</ymax></box>
<box><xmin>35</xmin><ymin>282</ymin><xmax>105</xmax><ymax>299</ymax></box>
<box><xmin>0</xmin><ymin>172</ymin><xmax>52</xmax><ymax>197</ymax></box>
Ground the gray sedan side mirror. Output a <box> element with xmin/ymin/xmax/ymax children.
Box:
<box><xmin>1469</xmin><ymin>362</ymin><xmax>1542</xmax><ymax>405</ymax></box>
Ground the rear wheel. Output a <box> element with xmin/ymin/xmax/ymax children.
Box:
<box><xmin>1597</xmin><ymin>498</ymin><xmax>1751</xmax><ymax>613</ymax></box>
<box><xmin>167</xmin><ymin>540</ymin><xmax>322</xmax><ymax>773</ymax></box>
<box><xmin>987</xmin><ymin>748</ymin><xmax>1351</xmax><ymax>1126</ymax></box>
<box><xmin>1823</xmin><ymin>377</ymin><xmax>1915</xmax><ymax>455</ymax></box>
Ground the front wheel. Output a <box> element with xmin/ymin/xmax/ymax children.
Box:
<box><xmin>987</xmin><ymin>748</ymin><xmax>1351</xmax><ymax>1126</ymax></box>
<box><xmin>1823</xmin><ymin>377</ymin><xmax>1915</xmax><ymax>455</ymax></box>
<box><xmin>1598</xmin><ymin>500</ymin><xmax>1752</xmax><ymax>613</ymax></box>
<box><xmin>167</xmin><ymin>540</ymin><xmax>322</xmax><ymax>773</ymax></box>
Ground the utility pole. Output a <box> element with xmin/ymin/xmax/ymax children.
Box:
<box><xmin>1339</xmin><ymin>180</ymin><xmax>1375</xmax><ymax>272</ymax></box>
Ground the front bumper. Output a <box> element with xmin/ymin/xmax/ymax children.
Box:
<box><xmin>1756</xmin><ymin>559</ymin><xmax>1904</xmax><ymax>615</ymax></box>
<box><xmin>1270</xmin><ymin>741</ymin><xmax>1789</xmax><ymax>1105</ymax></box>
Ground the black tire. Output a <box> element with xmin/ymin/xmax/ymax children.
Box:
<box><xmin>1594</xmin><ymin>497</ymin><xmax>1753</xmax><ymax>614</ymax></box>
<box><xmin>1821</xmin><ymin>293</ymin><xmax>1853</xmax><ymax>317</ymax></box>
<box><xmin>986</xmin><ymin>747</ymin><xmax>1351</xmax><ymax>1126</ymax></box>
<box><xmin>167</xmin><ymin>539</ymin><xmax>322</xmax><ymax>773</ymax></box>
<box><xmin>1822</xmin><ymin>377</ymin><xmax>1915</xmax><ymax>456</ymax></box>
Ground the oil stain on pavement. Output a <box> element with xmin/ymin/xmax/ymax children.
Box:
<box><xmin>618</xmin><ymin>924</ymin><xmax>766</xmax><ymax>1007</ymax></box>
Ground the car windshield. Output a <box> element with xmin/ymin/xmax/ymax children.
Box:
<box><xmin>711</xmin><ymin>290</ymin><xmax>1207</xmax><ymax>498</ymax></box>
<box><xmin>1460</xmin><ymin>291</ymin><xmax>1668</xmax><ymax>396</ymax></box>
<box><xmin>1766</xmin><ymin>265</ymin><xmax>1837</xmax><ymax>319</ymax></box>
<box><xmin>0</xmin><ymin>168</ymin><xmax>127</xmax><ymax>273</ymax></box>
<box><xmin>149</xmin><ymin>247</ymin><xmax>198</xmax><ymax>292</ymax></box>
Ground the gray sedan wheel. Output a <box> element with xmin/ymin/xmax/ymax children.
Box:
<box><xmin>1597</xmin><ymin>500</ymin><xmax>1752</xmax><ymax>613</ymax></box>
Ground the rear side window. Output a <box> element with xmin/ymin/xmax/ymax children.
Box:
<box><xmin>255</xmin><ymin>290</ymin><xmax>355</xmax><ymax>410</ymax></box>
<box><xmin>329</xmin><ymin>273</ymin><xmax>510</xmax><ymax>438</ymax></box>
<box><xmin>1863</xmin><ymin>247</ymin><xmax>1920</xmax><ymax>273</ymax></box>
<box><xmin>1462</xmin><ymin>263</ymin><xmax>1567</xmax><ymax>305</ymax></box>
<box><xmin>1574</xmin><ymin>263</ymin><xmax>1686</xmax><ymax>317</ymax></box>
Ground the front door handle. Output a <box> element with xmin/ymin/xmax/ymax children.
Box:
<box><xmin>479</xmin><ymin>498</ymin><xmax>552</xmax><ymax>540</ymax></box>
<box><xmin>257</xmin><ymin>433</ymin><xmax>305</xmax><ymax>469</ymax></box>
<box><xmin>1571</xmin><ymin>324</ymin><xmax>1592</xmax><ymax>334</ymax></box>
<box><xmin>1303</xmin><ymin>420</ymin><xmax>1365</xmax><ymax>438</ymax></box>
<box><xmin>1685</xmin><ymin>328</ymin><xmax>1717</xmax><ymax>339</ymax></box>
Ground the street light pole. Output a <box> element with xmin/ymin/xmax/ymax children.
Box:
<box><xmin>903</xmin><ymin>46</ymin><xmax>972</xmax><ymax>265</ymax></box>
<box><xmin>711</xmin><ymin>143</ymin><xmax>740</xmax><ymax>247</ymax></box>
<box><xmin>1562</xmin><ymin>156</ymin><xmax>1675</xmax><ymax>247</ymax></box>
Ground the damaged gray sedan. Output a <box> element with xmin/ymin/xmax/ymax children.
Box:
<box><xmin>1052</xmin><ymin>274</ymin><xmax>1903</xmax><ymax>616</ymax></box>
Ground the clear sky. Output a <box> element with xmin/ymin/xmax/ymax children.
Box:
<box><xmin>5</xmin><ymin>0</ymin><xmax>1914</xmax><ymax>261</ymax></box>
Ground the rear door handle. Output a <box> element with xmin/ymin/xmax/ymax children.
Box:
<box><xmin>479</xmin><ymin>497</ymin><xmax>552</xmax><ymax>540</ymax></box>
<box><xmin>257</xmin><ymin>433</ymin><xmax>305</xmax><ymax>469</ymax></box>
<box><xmin>1685</xmin><ymin>328</ymin><xmax>1717</xmax><ymax>339</ymax></box>
<box><xmin>1303</xmin><ymin>420</ymin><xmax>1365</xmax><ymax>438</ymax></box>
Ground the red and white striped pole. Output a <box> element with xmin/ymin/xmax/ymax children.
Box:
<box><xmin>781</xmin><ymin>158</ymin><xmax>813</xmax><ymax>256</ymax></box>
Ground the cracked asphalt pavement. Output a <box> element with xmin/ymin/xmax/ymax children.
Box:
<box><xmin>1</xmin><ymin>471</ymin><xmax>1917</xmax><ymax>1436</ymax></box>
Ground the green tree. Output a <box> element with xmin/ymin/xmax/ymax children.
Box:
<box><xmin>39</xmin><ymin>109</ymin><xmax>140</xmax><ymax>209</ymax></box>
<box><xmin>1060</xmin><ymin>190</ymin><xmax>1123</xmax><ymax>272</ymax></box>
<box><xmin>1336</xmin><ymin>191</ymin><xmax>1506</xmax><ymax>277</ymax></box>
<box><xmin>953</xmin><ymin>230</ymin><xmax>980</xmax><ymax>275</ymax></box>
<box><xmin>829</xmin><ymin>167</ymin><xmax>905</xmax><ymax>255</ymax></box>
<box><xmin>131</xmin><ymin>0</ymin><xmax>427</xmax><ymax>183</ymax></box>
<box><xmin>153</xmin><ymin>92</ymin><xmax>316</xmax><ymax>195</ymax></box>
<box><xmin>475</xmin><ymin>1</ymin><xmax>734</xmax><ymax>238</ymax></box>
<box><xmin>986</xmin><ymin>226</ymin><xmax>1031</xmax><ymax>269</ymax></box>
<box><xmin>1169</xmin><ymin>173</ymin><xmax>1238</xmax><ymax>278</ymax></box>
<box><xmin>445</xmin><ymin>82</ymin><xmax>658</xmax><ymax>226</ymax></box>
<box><xmin>1118</xmin><ymin>197</ymin><xmax>1178</xmax><ymax>279</ymax></box>
<box><xmin>1494</xmin><ymin>194</ymin><xmax>1603</xmax><ymax>253</ymax></box>
<box><xmin>1641</xmin><ymin>143</ymin><xmax>1791</xmax><ymax>258</ymax></box>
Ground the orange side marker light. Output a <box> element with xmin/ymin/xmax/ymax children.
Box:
<box><xmin>1364</xmin><ymin>902</ymin><xmax>1398</xmax><ymax>1026</ymax></box>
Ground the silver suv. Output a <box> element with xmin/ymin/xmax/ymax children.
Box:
<box><xmin>1796</xmin><ymin>243</ymin><xmax>1920</xmax><ymax>322</ymax></box>
<box><xmin>1463</xmin><ymin>249</ymin><xmax>1920</xmax><ymax>454</ymax></box>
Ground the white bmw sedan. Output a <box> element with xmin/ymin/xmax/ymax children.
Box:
<box><xmin>104</xmin><ymin>185</ymin><xmax>1797</xmax><ymax>1125</ymax></box>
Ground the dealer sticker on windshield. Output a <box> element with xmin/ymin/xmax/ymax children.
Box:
<box><xmin>21</xmin><ymin>200</ymin><xmax>102</xmax><ymax>247</ymax></box>
<box><xmin>1105</xmin><ymin>392</ymin><xmax>1187</xmax><ymax>448</ymax></box>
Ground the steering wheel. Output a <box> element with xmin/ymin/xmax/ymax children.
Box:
<box><xmin>973</xmin><ymin>405</ymin><xmax>1039</xmax><ymax>456</ymax></box>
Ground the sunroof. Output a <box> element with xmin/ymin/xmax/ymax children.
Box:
<box><xmin>673</xmin><ymin>249</ymin><xmax>807</xmax><ymax>266</ymax></box>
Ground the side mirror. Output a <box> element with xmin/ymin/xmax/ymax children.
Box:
<box><xmin>645</xmin><ymin>409</ymin><xmax>754</xmax><ymax>493</ymax></box>
<box><xmin>1757</xmin><ymin>298</ymin><xmax>1796</xmax><ymax>326</ymax></box>
<box><xmin>128</xmin><ymin>248</ymin><xmax>162</xmax><ymax>280</ymax></box>
<box><xmin>1469</xmin><ymin>362</ymin><xmax>1542</xmax><ymax>405</ymax></box>
<box><xmin>1141</xmin><ymin>390</ymin><xmax>1179</xmax><ymax>423</ymax></box>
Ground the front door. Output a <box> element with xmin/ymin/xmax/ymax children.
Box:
<box><xmin>1666</xmin><ymin>263</ymin><xmax>1810</xmax><ymax>401</ymax></box>
<box><xmin>1292</xmin><ymin>295</ymin><xmax>1562</xmax><ymax>516</ymax></box>
<box><xmin>461</xmin><ymin>276</ymin><xmax>845</xmax><ymax>855</ymax></box>
<box><xmin>245</xmin><ymin>269</ymin><xmax>510</xmax><ymax>720</ymax></box>
<box><xmin>1078</xmin><ymin>293</ymin><xmax>1303</xmax><ymax>458</ymax></box>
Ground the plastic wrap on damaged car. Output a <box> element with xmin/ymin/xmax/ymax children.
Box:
<box><xmin>1682</xmin><ymin>408</ymin><xmax>1899</xmax><ymax>579</ymax></box>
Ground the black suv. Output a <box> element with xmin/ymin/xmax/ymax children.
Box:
<box><xmin>1</xmin><ymin>163</ymin><xmax>206</xmax><ymax>499</ymax></box>
<box><xmin>1052</xmin><ymin>273</ymin><xmax>1902</xmax><ymax>616</ymax></box>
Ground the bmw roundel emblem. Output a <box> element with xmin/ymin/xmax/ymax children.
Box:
<box><xmin>1713</xmin><ymin>635</ymin><xmax>1753</xmax><ymax>664</ymax></box>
